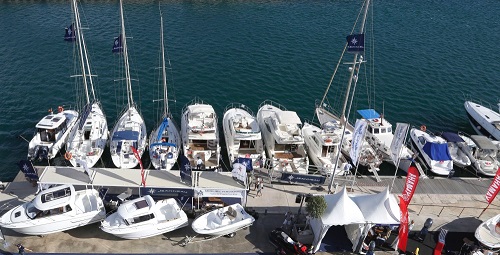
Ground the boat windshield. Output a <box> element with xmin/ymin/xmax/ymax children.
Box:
<box><xmin>125</xmin><ymin>213</ymin><xmax>155</xmax><ymax>225</ymax></box>
<box><xmin>26</xmin><ymin>201</ymin><xmax>41</xmax><ymax>219</ymax></box>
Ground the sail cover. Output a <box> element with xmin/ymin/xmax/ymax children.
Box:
<box><xmin>423</xmin><ymin>142</ymin><xmax>452</xmax><ymax>161</ymax></box>
<box><xmin>78</xmin><ymin>104</ymin><xmax>93</xmax><ymax>130</ymax></box>
<box><xmin>112</xmin><ymin>130</ymin><xmax>139</xmax><ymax>141</ymax></box>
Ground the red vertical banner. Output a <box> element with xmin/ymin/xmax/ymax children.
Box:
<box><xmin>485</xmin><ymin>167</ymin><xmax>500</xmax><ymax>204</ymax></box>
<box><xmin>131</xmin><ymin>146</ymin><xmax>145</xmax><ymax>187</ymax></box>
<box><xmin>398</xmin><ymin>196</ymin><xmax>409</xmax><ymax>252</ymax></box>
<box><xmin>402</xmin><ymin>166</ymin><xmax>420</xmax><ymax>204</ymax></box>
<box><xmin>433</xmin><ymin>228</ymin><xmax>448</xmax><ymax>255</ymax></box>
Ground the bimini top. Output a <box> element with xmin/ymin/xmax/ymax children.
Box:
<box><xmin>423</xmin><ymin>142</ymin><xmax>452</xmax><ymax>161</ymax></box>
<box><xmin>471</xmin><ymin>135</ymin><xmax>498</xmax><ymax>150</ymax></box>
<box><xmin>357</xmin><ymin>109</ymin><xmax>380</xmax><ymax>120</ymax></box>
<box><xmin>35</xmin><ymin>113</ymin><xmax>67</xmax><ymax>129</ymax></box>
<box><xmin>276</xmin><ymin>111</ymin><xmax>301</xmax><ymax>125</ymax></box>
<box><xmin>440</xmin><ymin>132</ymin><xmax>465</xmax><ymax>143</ymax></box>
<box><xmin>117</xmin><ymin>195</ymin><xmax>155</xmax><ymax>219</ymax></box>
<box><xmin>112</xmin><ymin>130</ymin><xmax>140</xmax><ymax>141</ymax></box>
<box><xmin>33</xmin><ymin>184</ymin><xmax>75</xmax><ymax>211</ymax></box>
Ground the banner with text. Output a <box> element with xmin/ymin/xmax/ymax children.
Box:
<box><xmin>194</xmin><ymin>188</ymin><xmax>246</xmax><ymax>199</ymax></box>
<box><xmin>401</xmin><ymin>166</ymin><xmax>420</xmax><ymax>205</ymax></box>
<box><xmin>390</xmin><ymin>123</ymin><xmax>409</xmax><ymax>164</ymax></box>
<box><xmin>350</xmin><ymin>119</ymin><xmax>367</xmax><ymax>166</ymax></box>
<box><xmin>280</xmin><ymin>173</ymin><xmax>326</xmax><ymax>185</ymax></box>
<box><xmin>397</xmin><ymin>196</ymin><xmax>409</xmax><ymax>252</ymax></box>
<box><xmin>485</xmin><ymin>167</ymin><xmax>500</xmax><ymax>204</ymax></box>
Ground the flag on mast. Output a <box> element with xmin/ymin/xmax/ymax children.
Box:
<box><xmin>350</xmin><ymin>119</ymin><xmax>367</xmax><ymax>166</ymax></box>
<box><xmin>390</xmin><ymin>123</ymin><xmax>409</xmax><ymax>164</ymax></box>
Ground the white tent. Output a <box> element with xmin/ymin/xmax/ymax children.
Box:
<box><xmin>310</xmin><ymin>186</ymin><xmax>400</xmax><ymax>253</ymax></box>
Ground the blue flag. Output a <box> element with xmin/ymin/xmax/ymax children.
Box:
<box><xmin>16</xmin><ymin>160</ymin><xmax>39</xmax><ymax>181</ymax></box>
<box><xmin>346</xmin><ymin>34</ymin><xmax>364</xmax><ymax>52</ymax></box>
<box><xmin>112</xmin><ymin>35</ymin><xmax>123</xmax><ymax>53</ymax></box>
<box><xmin>64</xmin><ymin>23</ymin><xmax>76</xmax><ymax>42</ymax></box>
<box><xmin>179</xmin><ymin>155</ymin><xmax>192</xmax><ymax>186</ymax></box>
<box><xmin>233</xmin><ymin>157</ymin><xmax>253</xmax><ymax>172</ymax></box>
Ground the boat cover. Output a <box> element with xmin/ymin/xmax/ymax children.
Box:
<box><xmin>422</xmin><ymin>142</ymin><xmax>452</xmax><ymax>161</ymax></box>
<box><xmin>156</xmin><ymin>118</ymin><xmax>169</xmax><ymax>141</ymax></box>
<box><xmin>357</xmin><ymin>109</ymin><xmax>380</xmax><ymax>120</ymax></box>
<box><xmin>112</xmin><ymin>130</ymin><xmax>139</xmax><ymax>141</ymax></box>
<box><xmin>440</xmin><ymin>132</ymin><xmax>465</xmax><ymax>143</ymax></box>
<box><xmin>471</xmin><ymin>135</ymin><xmax>498</xmax><ymax>150</ymax></box>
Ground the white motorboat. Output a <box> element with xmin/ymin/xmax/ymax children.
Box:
<box><xmin>65</xmin><ymin>0</ymin><xmax>108</xmax><ymax>168</ymax></box>
<box><xmin>181</xmin><ymin>98</ymin><xmax>221</xmax><ymax>170</ymax></box>
<box><xmin>302</xmin><ymin>122</ymin><xmax>350</xmax><ymax>176</ymax></box>
<box><xmin>149</xmin><ymin>13</ymin><xmax>180</xmax><ymax>171</ymax></box>
<box><xmin>100</xmin><ymin>196</ymin><xmax>188</xmax><ymax>239</ymax></box>
<box><xmin>257</xmin><ymin>100</ymin><xmax>309</xmax><ymax>174</ymax></box>
<box><xmin>222</xmin><ymin>103</ymin><xmax>265</xmax><ymax>167</ymax></box>
<box><xmin>0</xmin><ymin>184</ymin><xmax>105</xmax><ymax>235</ymax></box>
<box><xmin>467</xmin><ymin>135</ymin><xmax>500</xmax><ymax>177</ymax></box>
<box><xmin>439</xmin><ymin>132</ymin><xmax>472</xmax><ymax>168</ymax></box>
<box><xmin>475</xmin><ymin>214</ymin><xmax>500</xmax><ymax>250</ymax></box>
<box><xmin>109</xmin><ymin>0</ymin><xmax>147</xmax><ymax>169</ymax></box>
<box><xmin>409</xmin><ymin>127</ymin><xmax>453</xmax><ymax>176</ymax></box>
<box><xmin>191</xmin><ymin>203</ymin><xmax>255</xmax><ymax>237</ymax></box>
<box><xmin>465</xmin><ymin>101</ymin><xmax>500</xmax><ymax>141</ymax></box>
<box><xmin>27</xmin><ymin>107</ymin><xmax>78</xmax><ymax>161</ymax></box>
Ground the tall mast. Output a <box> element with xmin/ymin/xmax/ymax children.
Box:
<box><xmin>119</xmin><ymin>0</ymin><xmax>133</xmax><ymax>108</ymax></box>
<box><xmin>71</xmin><ymin>0</ymin><xmax>90</xmax><ymax>105</ymax></box>
<box><xmin>160</xmin><ymin>13</ymin><xmax>169</xmax><ymax>117</ymax></box>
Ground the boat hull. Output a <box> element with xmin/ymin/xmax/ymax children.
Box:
<box><xmin>191</xmin><ymin>203</ymin><xmax>255</xmax><ymax>236</ymax></box>
<box><xmin>101</xmin><ymin>218</ymin><xmax>188</xmax><ymax>240</ymax></box>
<box><xmin>465</xmin><ymin>101</ymin><xmax>500</xmax><ymax>141</ymax></box>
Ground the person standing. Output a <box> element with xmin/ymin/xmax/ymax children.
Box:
<box><xmin>254</xmin><ymin>176</ymin><xmax>261</xmax><ymax>191</ymax></box>
<box><xmin>16</xmin><ymin>244</ymin><xmax>32</xmax><ymax>255</ymax></box>
<box><xmin>256</xmin><ymin>179</ymin><xmax>263</xmax><ymax>197</ymax></box>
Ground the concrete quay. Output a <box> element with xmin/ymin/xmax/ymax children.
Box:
<box><xmin>0</xmin><ymin>172</ymin><xmax>499</xmax><ymax>255</ymax></box>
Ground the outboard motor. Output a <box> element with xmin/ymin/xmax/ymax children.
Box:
<box><xmin>416</xmin><ymin>218</ymin><xmax>433</xmax><ymax>242</ymax></box>
<box><xmin>34</xmin><ymin>145</ymin><xmax>49</xmax><ymax>161</ymax></box>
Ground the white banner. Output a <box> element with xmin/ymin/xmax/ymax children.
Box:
<box><xmin>390</xmin><ymin>123</ymin><xmax>409</xmax><ymax>164</ymax></box>
<box><xmin>194</xmin><ymin>188</ymin><xmax>246</xmax><ymax>198</ymax></box>
<box><xmin>231</xmin><ymin>163</ymin><xmax>248</xmax><ymax>184</ymax></box>
<box><xmin>350</xmin><ymin>119</ymin><xmax>367</xmax><ymax>166</ymax></box>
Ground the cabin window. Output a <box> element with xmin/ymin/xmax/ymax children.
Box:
<box><xmin>322</xmin><ymin>146</ymin><xmax>328</xmax><ymax>157</ymax></box>
<box><xmin>127</xmin><ymin>213</ymin><xmax>155</xmax><ymax>225</ymax></box>
<box><xmin>134</xmin><ymin>199</ymin><xmax>149</xmax><ymax>209</ymax></box>
<box><xmin>15</xmin><ymin>211</ymin><xmax>21</xmax><ymax>218</ymax></box>
<box><xmin>41</xmin><ymin>187</ymin><xmax>71</xmax><ymax>203</ymax></box>
<box><xmin>367</xmin><ymin>126</ymin><xmax>373</xmax><ymax>133</ymax></box>
<box><xmin>387</xmin><ymin>127</ymin><xmax>392</xmax><ymax>133</ymax></box>
<box><xmin>373</xmin><ymin>128</ymin><xmax>379</xmax><ymax>134</ymax></box>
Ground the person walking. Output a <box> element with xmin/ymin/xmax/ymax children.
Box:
<box><xmin>16</xmin><ymin>244</ymin><xmax>32</xmax><ymax>255</ymax></box>
<box><xmin>254</xmin><ymin>176</ymin><xmax>261</xmax><ymax>191</ymax></box>
<box><xmin>256</xmin><ymin>179</ymin><xmax>263</xmax><ymax>197</ymax></box>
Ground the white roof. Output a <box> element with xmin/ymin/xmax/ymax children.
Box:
<box><xmin>350</xmin><ymin>187</ymin><xmax>400</xmax><ymax>224</ymax></box>
<box><xmin>276</xmin><ymin>111</ymin><xmax>301</xmax><ymax>125</ymax></box>
<box><xmin>320</xmin><ymin>186</ymin><xmax>365</xmax><ymax>225</ymax></box>
<box><xmin>35</xmin><ymin>113</ymin><xmax>66</xmax><ymax>129</ymax></box>
<box><xmin>188</xmin><ymin>104</ymin><xmax>215</xmax><ymax>114</ymax></box>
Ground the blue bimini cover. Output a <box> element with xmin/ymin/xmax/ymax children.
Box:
<box><xmin>440</xmin><ymin>132</ymin><xmax>464</xmax><ymax>143</ymax></box>
<box><xmin>357</xmin><ymin>109</ymin><xmax>380</xmax><ymax>119</ymax></box>
<box><xmin>112</xmin><ymin>130</ymin><xmax>139</xmax><ymax>141</ymax></box>
<box><xmin>423</xmin><ymin>142</ymin><xmax>452</xmax><ymax>161</ymax></box>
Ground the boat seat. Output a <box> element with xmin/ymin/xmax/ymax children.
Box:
<box><xmin>227</xmin><ymin>206</ymin><xmax>237</xmax><ymax>220</ymax></box>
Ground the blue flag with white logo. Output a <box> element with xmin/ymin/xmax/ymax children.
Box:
<box><xmin>16</xmin><ymin>160</ymin><xmax>39</xmax><ymax>181</ymax></box>
<box><xmin>112</xmin><ymin>35</ymin><xmax>123</xmax><ymax>53</ymax></box>
<box><xmin>64</xmin><ymin>23</ymin><xmax>76</xmax><ymax>42</ymax></box>
<box><xmin>346</xmin><ymin>34</ymin><xmax>364</xmax><ymax>52</ymax></box>
<box><xmin>179</xmin><ymin>155</ymin><xmax>192</xmax><ymax>186</ymax></box>
<box><xmin>233</xmin><ymin>157</ymin><xmax>253</xmax><ymax>172</ymax></box>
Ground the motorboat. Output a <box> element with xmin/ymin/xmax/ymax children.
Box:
<box><xmin>28</xmin><ymin>107</ymin><xmax>78</xmax><ymax>161</ymax></box>
<box><xmin>467</xmin><ymin>135</ymin><xmax>500</xmax><ymax>177</ymax></box>
<box><xmin>409</xmin><ymin>127</ymin><xmax>453</xmax><ymax>176</ymax></box>
<box><xmin>65</xmin><ymin>0</ymin><xmax>108</xmax><ymax>168</ymax></box>
<box><xmin>357</xmin><ymin>109</ymin><xmax>413</xmax><ymax>164</ymax></box>
<box><xmin>191</xmin><ymin>203</ymin><xmax>255</xmax><ymax>237</ymax></box>
<box><xmin>100</xmin><ymin>196</ymin><xmax>188</xmax><ymax>239</ymax></box>
<box><xmin>302</xmin><ymin>122</ymin><xmax>350</xmax><ymax>176</ymax></box>
<box><xmin>257</xmin><ymin>100</ymin><xmax>309</xmax><ymax>174</ymax></box>
<box><xmin>148</xmin><ymin>13</ymin><xmax>180</xmax><ymax>171</ymax></box>
<box><xmin>0</xmin><ymin>184</ymin><xmax>105</xmax><ymax>235</ymax></box>
<box><xmin>109</xmin><ymin>0</ymin><xmax>147</xmax><ymax>169</ymax></box>
<box><xmin>439</xmin><ymin>132</ymin><xmax>472</xmax><ymax>168</ymax></box>
<box><xmin>465</xmin><ymin>101</ymin><xmax>500</xmax><ymax>141</ymax></box>
<box><xmin>269</xmin><ymin>228</ymin><xmax>309</xmax><ymax>255</ymax></box>
<box><xmin>181</xmin><ymin>98</ymin><xmax>221</xmax><ymax>170</ymax></box>
<box><xmin>222</xmin><ymin>103</ymin><xmax>265</xmax><ymax>167</ymax></box>
<box><xmin>475</xmin><ymin>214</ymin><xmax>500</xmax><ymax>250</ymax></box>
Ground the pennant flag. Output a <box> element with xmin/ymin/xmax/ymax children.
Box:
<box><xmin>350</xmin><ymin>119</ymin><xmax>367</xmax><ymax>166</ymax></box>
<box><xmin>16</xmin><ymin>160</ymin><xmax>38</xmax><ymax>181</ymax></box>
<box><xmin>130</xmin><ymin>146</ymin><xmax>145</xmax><ymax>187</ymax></box>
<box><xmin>485</xmin><ymin>167</ymin><xmax>500</xmax><ymax>204</ymax></box>
<box><xmin>433</xmin><ymin>228</ymin><xmax>448</xmax><ymax>255</ymax></box>
<box><xmin>346</xmin><ymin>33</ymin><xmax>365</xmax><ymax>52</ymax></box>
<box><xmin>233</xmin><ymin>157</ymin><xmax>253</xmax><ymax>172</ymax></box>
<box><xmin>401</xmin><ymin>166</ymin><xmax>419</xmax><ymax>204</ymax></box>
<box><xmin>112</xmin><ymin>34</ymin><xmax>123</xmax><ymax>53</ymax></box>
<box><xmin>390</xmin><ymin>123</ymin><xmax>409</xmax><ymax>164</ymax></box>
<box><xmin>64</xmin><ymin>23</ymin><xmax>76</xmax><ymax>41</ymax></box>
<box><xmin>179</xmin><ymin>154</ymin><xmax>192</xmax><ymax>186</ymax></box>
<box><xmin>398</xmin><ymin>196</ymin><xmax>409</xmax><ymax>252</ymax></box>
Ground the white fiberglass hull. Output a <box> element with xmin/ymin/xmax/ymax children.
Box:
<box><xmin>191</xmin><ymin>203</ymin><xmax>255</xmax><ymax>236</ymax></box>
<box><xmin>465</xmin><ymin>101</ymin><xmax>500</xmax><ymax>141</ymax></box>
<box><xmin>149</xmin><ymin>117</ymin><xmax>180</xmax><ymax>171</ymax></box>
<box><xmin>410</xmin><ymin>128</ymin><xmax>453</xmax><ymax>176</ymax></box>
<box><xmin>101</xmin><ymin>215</ymin><xmax>188</xmax><ymax>240</ymax></box>
<box><xmin>475</xmin><ymin>214</ymin><xmax>500</xmax><ymax>249</ymax></box>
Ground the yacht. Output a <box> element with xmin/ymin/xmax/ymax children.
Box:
<box><xmin>191</xmin><ymin>203</ymin><xmax>255</xmax><ymax>237</ymax></box>
<box><xmin>100</xmin><ymin>196</ymin><xmax>188</xmax><ymax>239</ymax></box>
<box><xmin>439</xmin><ymin>132</ymin><xmax>472</xmax><ymax>168</ymax></box>
<box><xmin>0</xmin><ymin>184</ymin><xmax>105</xmax><ymax>235</ymax></box>
<box><xmin>464</xmin><ymin>101</ymin><xmax>500</xmax><ymax>141</ymax></box>
<box><xmin>181</xmin><ymin>98</ymin><xmax>221</xmax><ymax>170</ymax></box>
<box><xmin>409</xmin><ymin>127</ymin><xmax>453</xmax><ymax>176</ymax></box>
<box><xmin>222</xmin><ymin>103</ymin><xmax>265</xmax><ymax>167</ymax></box>
<box><xmin>475</xmin><ymin>214</ymin><xmax>500</xmax><ymax>250</ymax></box>
<box><xmin>467</xmin><ymin>135</ymin><xmax>500</xmax><ymax>177</ymax></box>
<box><xmin>257</xmin><ymin>100</ymin><xmax>309</xmax><ymax>174</ymax></box>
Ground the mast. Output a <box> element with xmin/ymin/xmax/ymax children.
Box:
<box><xmin>119</xmin><ymin>0</ymin><xmax>134</xmax><ymax>108</ymax></box>
<box><xmin>160</xmin><ymin>13</ymin><xmax>169</xmax><ymax>117</ymax></box>
<box><xmin>71</xmin><ymin>0</ymin><xmax>90</xmax><ymax>105</ymax></box>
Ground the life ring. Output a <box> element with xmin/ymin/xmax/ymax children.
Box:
<box><xmin>325</xmin><ymin>138</ymin><xmax>333</xmax><ymax>143</ymax></box>
<box><xmin>58</xmin><ymin>106</ymin><xmax>64</xmax><ymax>113</ymax></box>
<box><xmin>64</xmin><ymin>152</ymin><xmax>72</xmax><ymax>160</ymax></box>
<box><xmin>373</xmin><ymin>118</ymin><xmax>379</xmax><ymax>122</ymax></box>
<box><xmin>420</xmin><ymin>125</ymin><xmax>427</xmax><ymax>132</ymax></box>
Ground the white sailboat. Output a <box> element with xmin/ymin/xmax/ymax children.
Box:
<box><xmin>148</xmin><ymin>12</ymin><xmax>180</xmax><ymax>171</ymax></box>
<box><xmin>222</xmin><ymin>103</ymin><xmax>265</xmax><ymax>167</ymax></box>
<box><xmin>65</xmin><ymin>0</ymin><xmax>108</xmax><ymax>168</ymax></box>
<box><xmin>109</xmin><ymin>0</ymin><xmax>147</xmax><ymax>169</ymax></box>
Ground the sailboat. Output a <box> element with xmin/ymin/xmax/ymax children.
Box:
<box><xmin>109</xmin><ymin>0</ymin><xmax>147</xmax><ymax>169</ymax></box>
<box><xmin>65</xmin><ymin>0</ymin><xmax>109</xmax><ymax>168</ymax></box>
<box><xmin>148</xmin><ymin>12</ymin><xmax>181</xmax><ymax>171</ymax></box>
<box><xmin>314</xmin><ymin>0</ymin><xmax>382</xmax><ymax>173</ymax></box>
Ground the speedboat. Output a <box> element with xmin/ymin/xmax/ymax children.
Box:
<box><xmin>181</xmin><ymin>98</ymin><xmax>221</xmax><ymax>170</ymax></box>
<box><xmin>439</xmin><ymin>132</ymin><xmax>472</xmax><ymax>168</ymax></box>
<box><xmin>28</xmin><ymin>107</ymin><xmax>78</xmax><ymax>161</ymax></box>
<box><xmin>191</xmin><ymin>203</ymin><xmax>255</xmax><ymax>237</ymax></box>
<box><xmin>409</xmin><ymin>127</ymin><xmax>453</xmax><ymax>176</ymax></box>
<box><xmin>257</xmin><ymin>100</ymin><xmax>309</xmax><ymax>174</ymax></box>
<box><xmin>302</xmin><ymin>122</ymin><xmax>350</xmax><ymax>176</ymax></box>
<box><xmin>0</xmin><ymin>184</ymin><xmax>105</xmax><ymax>235</ymax></box>
<box><xmin>222</xmin><ymin>103</ymin><xmax>265</xmax><ymax>167</ymax></box>
<box><xmin>475</xmin><ymin>214</ymin><xmax>500</xmax><ymax>250</ymax></box>
<box><xmin>465</xmin><ymin>101</ymin><xmax>500</xmax><ymax>141</ymax></box>
<box><xmin>467</xmin><ymin>135</ymin><xmax>500</xmax><ymax>177</ymax></box>
<box><xmin>100</xmin><ymin>196</ymin><xmax>188</xmax><ymax>239</ymax></box>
